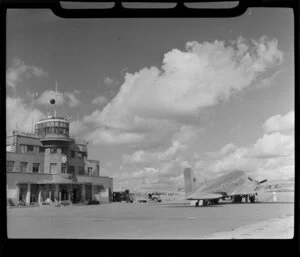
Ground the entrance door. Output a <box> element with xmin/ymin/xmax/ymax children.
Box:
<box><xmin>61</xmin><ymin>189</ymin><xmax>68</xmax><ymax>201</ymax></box>
<box><xmin>72</xmin><ymin>188</ymin><xmax>80</xmax><ymax>203</ymax></box>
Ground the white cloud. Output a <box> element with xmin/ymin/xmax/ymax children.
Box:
<box><xmin>116</xmin><ymin>160</ymin><xmax>187</xmax><ymax>190</ymax></box>
<box><xmin>83</xmin><ymin>36</ymin><xmax>282</xmax><ymax>146</ymax></box>
<box><xmin>94</xmin><ymin>36</ymin><xmax>282</xmax><ymax>130</ymax></box>
<box><xmin>263</xmin><ymin>110</ymin><xmax>294</xmax><ymax>134</ymax></box>
<box><xmin>122</xmin><ymin>140</ymin><xmax>184</xmax><ymax>165</ymax></box>
<box><xmin>36</xmin><ymin>89</ymin><xmax>81</xmax><ymax>107</ymax></box>
<box><xmin>64</xmin><ymin>92</ymin><xmax>81</xmax><ymax>107</ymax></box>
<box><xmin>206</xmin><ymin>143</ymin><xmax>238</xmax><ymax>158</ymax></box>
<box><xmin>104</xmin><ymin>77</ymin><xmax>119</xmax><ymax>86</ymax></box>
<box><xmin>255</xmin><ymin>69</ymin><xmax>283</xmax><ymax>89</ymax></box>
<box><xmin>92</xmin><ymin>96</ymin><xmax>109</xmax><ymax>107</ymax></box>
<box><xmin>6</xmin><ymin>58</ymin><xmax>48</xmax><ymax>90</ymax></box>
<box><xmin>6</xmin><ymin>96</ymin><xmax>44</xmax><ymax>132</ymax></box>
<box><xmin>248</xmin><ymin>132</ymin><xmax>294</xmax><ymax>159</ymax></box>
<box><xmin>69</xmin><ymin>119</ymin><xmax>87</xmax><ymax>137</ymax></box>
<box><xmin>194</xmin><ymin>131</ymin><xmax>294</xmax><ymax>181</ymax></box>
<box><xmin>122</xmin><ymin>125</ymin><xmax>204</xmax><ymax>165</ymax></box>
<box><xmin>85</xmin><ymin>128</ymin><xmax>146</xmax><ymax>145</ymax></box>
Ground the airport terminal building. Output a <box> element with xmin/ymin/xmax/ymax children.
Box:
<box><xmin>6</xmin><ymin>115</ymin><xmax>113</xmax><ymax>205</ymax></box>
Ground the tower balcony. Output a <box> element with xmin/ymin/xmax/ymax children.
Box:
<box><xmin>40</xmin><ymin>133</ymin><xmax>72</xmax><ymax>147</ymax></box>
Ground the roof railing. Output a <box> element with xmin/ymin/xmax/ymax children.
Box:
<box><xmin>9</xmin><ymin>130</ymin><xmax>39</xmax><ymax>138</ymax></box>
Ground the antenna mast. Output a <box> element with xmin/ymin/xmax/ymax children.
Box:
<box><xmin>54</xmin><ymin>81</ymin><xmax>58</xmax><ymax>118</ymax></box>
<box><xmin>50</xmin><ymin>81</ymin><xmax>58</xmax><ymax>117</ymax></box>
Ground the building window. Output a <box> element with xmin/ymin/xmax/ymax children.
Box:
<box><xmin>34</xmin><ymin>146</ymin><xmax>39</xmax><ymax>153</ymax></box>
<box><xmin>70</xmin><ymin>150</ymin><xmax>75</xmax><ymax>158</ymax></box>
<box><xmin>78</xmin><ymin>166</ymin><xmax>85</xmax><ymax>175</ymax></box>
<box><xmin>88</xmin><ymin>167</ymin><xmax>93</xmax><ymax>176</ymax></box>
<box><xmin>39</xmin><ymin>147</ymin><xmax>45</xmax><ymax>153</ymax></box>
<box><xmin>62</xmin><ymin>147</ymin><xmax>68</xmax><ymax>155</ymax></box>
<box><xmin>61</xmin><ymin>163</ymin><xmax>67</xmax><ymax>174</ymax></box>
<box><xmin>6</xmin><ymin>161</ymin><xmax>15</xmax><ymax>172</ymax></box>
<box><xmin>32</xmin><ymin>163</ymin><xmax>40</xmax><ymax>173</ymax></box>
<box><xmin>68</xmin><ymin>165</ymin><xmax>75</xmax><ymax>174</ymax></box>
<box><xmin>50</xmin><ymin>163</ymin><xmax>57</xmax><ymax>174</ymax></box>
<box><xmin>77</xmin><ymin>152</ymin><xmax>83</xmax><ymax>159</ymax></box>
<box><xmin>50</xmin><ymin>147</ymin><xmax>57</xmax><ymax>154</ymax></box>
<box><xmin>27</xmin><ymin>145</ymin><xmax>34</xmax><ymax>152</ymax></box>
<box><xmin>20</xmin><ymin>144</ymin><xmax>26</xmax><ymax>153</ymax></box>
<box><xmin>20</xmin><ymin>162</ymin><xmax>27</xmax><ymax>173</ymax></box>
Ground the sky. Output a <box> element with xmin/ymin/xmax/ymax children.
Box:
<box><xmin>6</xmin><ymin>7</ymin><xmax>294</xmax><ymax>191</ymax></box>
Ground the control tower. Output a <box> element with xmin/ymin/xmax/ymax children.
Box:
<box><xmin>6</xmin><ymin>84</ymin><xmax>113</xmax><ymax>205</ymax></box>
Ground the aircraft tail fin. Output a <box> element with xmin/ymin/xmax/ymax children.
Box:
<box><xmin>184</xmin><ymin>167</ymin><xmax>197</xmax><ymax>195</ymax></box>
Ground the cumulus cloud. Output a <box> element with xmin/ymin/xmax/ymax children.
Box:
<box><xmin>123</xmin><ymin>140</ymin><xmax>184</xmax><ymax>165</ymax></box>
<box><xmin>69</xmin><ymin>119</ymin><xmax>87</xmax><ymax>137</ymax></box>
<box><xmin>82</xmin><ymin>36</ymin><xmax>283</xmax><ymax>147</ymax></box>
<box><xmin>92</xmin><ymin>36</ymin><xmax>283</xmax><ymax>130</ymax></box>
<box><xmin>263</xmin><ymin>110</ymin><xmax>294</xmax><ymax>134</ymax></box>
<box><xmin>36</xmin><ymin>89</ymin><xmax>81</xmax><ymax>107</ymax></box>
<box><xmin>85</xmin><ymin>128</ymin><xmax>146</xmax><ymax>145</ymax></box>
<box><xmin>6</xmin><ymin>96</ymin><xmax>44</xmax><ymax>132</ymax></box>
<box><xmin>92</xmin><ymin>96</ymin><xmax>109</xmax><ymax>107</ymax></box>
<box><xmin>194</xmin><ymin>129</ymin><xmax>294</xmax><ymax>181</ymax></box>
<box><xmin>248</xmin><ymin>132</ymin><xmax>294</xmax><ymax>159</ymax></box>
<box><xmin>104</xmin><ymin>76</ymin><xmax>119</xmax><ymax>86</ymax></box>
<box><xmin>206</xmin><ymin>143</ymin><xmax>238</xmax><ymax>158</ymax></box>
<box><xmin>116</xmin><ymin>160</ymin><xmax>188</xmax><ymax>190</ymax></box>
<box><xmin>6</xmin><ymin>58</ymin><xmax>48</xmax><ymax>90</ymax></box>
<box><xmin>64</xmin><ymin>92</ymin><xmax>81</xmax><ymax>107</ymax></box>
<box><xmin>122</xmin><ymin>125</ymin><xmax>204</xmax><ymax>165</ymax></box>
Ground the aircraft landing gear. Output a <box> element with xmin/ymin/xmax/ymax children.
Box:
<box><xmin>211</xmin><ymin>199</ymin><xmax>219</xmax><ymax>205</ymax></box>
<box><xmin>195</xmin><ymin>201</ymin><xmax>199</xmax><ymax>207</ymax></box>
<box><xmin>249</xmin><ymin>195</ymin><xmax>255</xmax><ymax>203</ymax></box>
<box><xmin>233</xmin><ymin>195</ymin><xmax>242</xmax><ymax>203</ymax></box>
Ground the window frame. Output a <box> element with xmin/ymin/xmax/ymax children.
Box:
<box><xmin>6</xmin><ymin>160</ymin><xmax>15</xmax><ymax>172</ymax></box>
<box><xmin>20</xmin><ymin>162</ymin><xmax>28</xmax><ymax>173</ymax></box>
<box><xmin>32</xmin><ymin>163</ymin><xmax>40</xmax><ymax>173</ymax></box>
<box><xmin>50</xmin><ymin>163</ymin><xmax>57</xmax><ymax>174</ymax></box>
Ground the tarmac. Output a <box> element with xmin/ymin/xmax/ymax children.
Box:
<box><xmin>7</xmin><ymin>201</ymin><xmax>294</xmax><ymax>239</ymax></box>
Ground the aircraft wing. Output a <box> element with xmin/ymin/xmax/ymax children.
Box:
<box><xmin>228</xmin><ymin>182</ymin><xmax>259</xmax><ymax>196</ymax></box>
<box><xmin>186</xmin><ymin>192</ymin><xmax>223</xmax><ymax>200</ymax></box>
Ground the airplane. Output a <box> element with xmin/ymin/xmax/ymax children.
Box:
<box><xmin>184</xmin><ymin>168</ymin><xmax>267</xmax><ymax>207</ymax></box>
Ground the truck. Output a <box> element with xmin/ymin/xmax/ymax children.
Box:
<box><xmin>134</xmin><ymin>192</ymin><xmax>162</xmax><ymax>203</ymax></box>
<box><xmin>113</xmin><ymin>190</ymin><xmax>134</xmax><ymax>203</ymax></box>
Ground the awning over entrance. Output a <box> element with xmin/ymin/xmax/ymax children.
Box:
<box><xmin>17</xmin><ymin>178</ymin><xmax>92</xmax><ymax>185</ymax></box>
<box><xmin>37</xmin><ymin>178</ymin><xmax>92</xmax><ymax>184</ymax></box>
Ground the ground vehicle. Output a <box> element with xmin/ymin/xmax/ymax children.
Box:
<box><xmin>148</xmin><ymin>193</ymin><xmax>162</xmax><ymax>202</ymax></box>
<box><xmin>135</xmin><ymin>192</ymin><xmax>162</xmax><ymax>203</ymax></box>
<box><xmin>113</xmin><ymin>190</ymin><xmax>133</xmax><ymax>203</ymax></box>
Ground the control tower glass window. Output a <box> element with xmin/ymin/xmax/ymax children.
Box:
<box><xmin>50</xmin><ymin>147</ymin><xmax>57</xmax><ymax>154</ymax></box>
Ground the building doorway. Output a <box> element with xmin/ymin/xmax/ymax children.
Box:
<box><xmin>72</xmin><ymin>188</ymin><xmax>81</xmax><ymax>203</ymax></box>
<box><xmin>61</xmin><ymin>189</ymin><xmax>68</xmax><ymax>201</ymax></box>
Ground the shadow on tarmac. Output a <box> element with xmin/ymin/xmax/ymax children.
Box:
<box><xmin>161</xmin><ymin>204</ymin><xmax>224</xmax><ymax>208</ymax></box>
